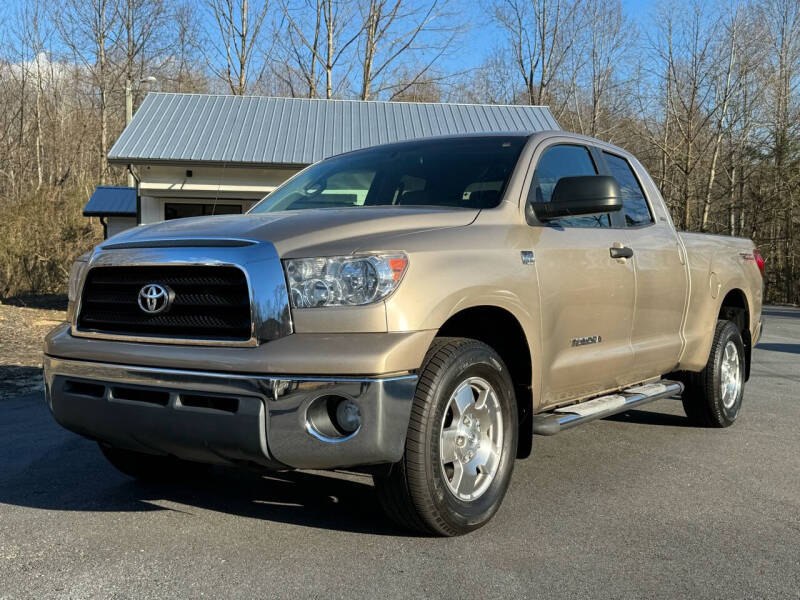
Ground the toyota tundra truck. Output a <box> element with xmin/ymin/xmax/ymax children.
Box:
<box><xmin>44</xmin><ymin>131</ymin><xmax>764</xmax><ymax>536</ymax></box>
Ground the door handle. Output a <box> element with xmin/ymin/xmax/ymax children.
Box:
<box><xmin>610</xmin><ymin>246</ymin><xmax>634</xmax><ymax>259</ymax></box>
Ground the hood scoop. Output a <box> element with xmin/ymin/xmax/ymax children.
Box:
<box><xmin>102</xmin><ymin>238</ymin><xmax>257</xmax><ymax>250</ymax></box>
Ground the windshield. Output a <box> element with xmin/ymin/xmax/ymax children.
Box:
<box><xmin>250</xmin><ymin>136</ymin><xmax>527</xmax><ymax>213</ymax></box>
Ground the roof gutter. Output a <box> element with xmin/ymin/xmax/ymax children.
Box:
<box><xmin>107</xmin><ymin>158</ymin><xmax>311</xmax><ymax>169</ymax></box>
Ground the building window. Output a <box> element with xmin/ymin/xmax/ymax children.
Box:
<box><xmin>164</xmin><ymin>203</ymin><xmax>243</xmax><ymax>220</ymax></box>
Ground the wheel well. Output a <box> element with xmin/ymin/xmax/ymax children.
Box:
<box><xmin>719</xmin><ymin>289</ymin><xmax>751</xmax><ymax>380</ymax></box>
<box><xmin>437</xmin><ymin>306</ymin><xmax>533</xmax><ymax>459</ymax></box>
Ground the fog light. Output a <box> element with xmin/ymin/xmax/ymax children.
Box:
<box><xmin>306</xmin><ymin>395</ymin><xmax>362</xmax><ymax>440</ymax></box>
<box><xmin>335</xmin><ymin>399</ymin><xmax>361</xmax><ymax>433</ymax></box>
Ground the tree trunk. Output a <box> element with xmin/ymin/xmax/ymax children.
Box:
<box><xmin>325</xmin><ymin>0</ymin><xmax>333</xmax><ymax>99</ymax></box>
<box><xmin>98</xmin><ymin>6</ymin><xmax>107</xmax><ymax>185</ymax></box>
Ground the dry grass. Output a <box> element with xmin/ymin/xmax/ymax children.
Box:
<box><xmin>0</xmin><ymin>185</ymin><xmax>102</xmax><ymax>299</ymax></box>
<box><xmin>0</xmin><ymin>298</ymin><xmax>67</xmax><ymax>399</ymax></box>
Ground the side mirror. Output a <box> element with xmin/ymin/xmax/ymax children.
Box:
<box><xmin>532</xmin><ymin>175</ymin><xmax>622</xmax><ymax>222</ymax></box>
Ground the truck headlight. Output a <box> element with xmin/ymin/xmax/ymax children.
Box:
<box><xmin>284</xmin><ymin>253</ymin><xmax>408</xmax><ymax>308</ymax></box>
<box><xmin>67</xmin><ymin>254</ymin><xmax>91</xmax><ymax>303</ymax></box>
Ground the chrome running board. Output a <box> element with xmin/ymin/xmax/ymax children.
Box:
<box><xmin>532</xmin><ymin>380</ymin><xmax>684</xmax><ymax>436</ymax></box>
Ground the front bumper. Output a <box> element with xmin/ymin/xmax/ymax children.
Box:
<box><xmin>43</xmin><ymin>356</ymin><xmax>417</xmax><ymax>470</ymax></box>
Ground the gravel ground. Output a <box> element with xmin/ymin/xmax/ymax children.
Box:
<box><xmin>0</xmin><ymin>306</ymin><xmax>798</xmax><ymax>599</ymax></box>
<box><xmin>0</xmin><ymin>297</ymin><xmax>66</xmax><ymax>399</ymax></box>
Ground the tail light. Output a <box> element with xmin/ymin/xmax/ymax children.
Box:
<box><xmin>753</xmin><ymin>249</ymin><xmax>765</xmax><ymax>275</ymax></box>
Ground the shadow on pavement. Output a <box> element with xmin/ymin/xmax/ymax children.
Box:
<box><xmin>0</xmin><ymin>396</ymin><xmax>407</xmax><ymax>536</ymax></box>
<box><xmin>756</xmin><ymin>342</ymin><xmax>800</xmax><ymax>355</ymax></box>
<box><xmin>604</xmin><ymin>408</ymin><xmax>694</xmax><ymax>428</ymax></box>
<box><xmin>761</xmin><ymin>307</ymin><xmax>800</xmax><ymax>319</ymax></box>
<box><xmin>0</xmin><ymin>366</ymin><xmax>43</xmax><ymax>400</ymax></box>
<box><xmin>0</xmin><ymin>293</ymin><xmax>68</xmax><ymax>310</ymax></box>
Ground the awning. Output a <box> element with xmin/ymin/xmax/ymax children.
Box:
<box><xmin>83</xmin><ymin>186</ymin><xmax>137</xmax><ymax>217</ymax></box>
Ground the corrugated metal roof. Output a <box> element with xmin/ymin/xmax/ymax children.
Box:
<box><xmin>108</xmin><ymin>93</ymin><xmax>560</xmax><ymax>166</ymax></box>
<box><xmin>83</xmin><ymin>186</ymin><xmax>137</xmax><ymax>216</ymax></box>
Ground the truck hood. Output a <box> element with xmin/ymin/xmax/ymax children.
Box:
<box><xmin>101</xmin><ymin>207</ymin><xmax>478</xmax><ymax>256</ymax></box>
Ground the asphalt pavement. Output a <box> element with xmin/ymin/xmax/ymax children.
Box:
<box><xmin>1</xmin><ymin>307</ymin><xmax>798</xmax><ymax>599</ymax></box>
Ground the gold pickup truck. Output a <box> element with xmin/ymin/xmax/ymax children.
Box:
<box><xmin>44</xmin><ymin>131</ymin><xmax>764</xmax><ymax>536</ymax></box>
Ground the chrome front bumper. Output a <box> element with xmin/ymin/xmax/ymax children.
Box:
<box><xmin>43</xmin><ymin>356</ymin><xmax>417</xmax><ymax>470</ymax></box>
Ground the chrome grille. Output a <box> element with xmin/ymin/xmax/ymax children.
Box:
<box><xmin>77</xmin><ymin>266</ymin><xmax>252</xmax><ymax>341</ymax></box>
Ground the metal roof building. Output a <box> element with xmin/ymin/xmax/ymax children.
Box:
<box><xmin>108</xmin><ymin>93</ymin><xmax>560</xmax><ymax>166</ymax></box>
<box><xmin>93</xmin><ymin>93</ymin><xmax>560</xmax><ymax>238</ymax></box>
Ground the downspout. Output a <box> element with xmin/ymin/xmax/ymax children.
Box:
<box><xmin>99</xmin><ymin>216</ymin><xmax>108</xmax><ymax>240</ymax></box>
<box><xmin>127</xmin><ymin>164</ymin><xmax>141</xmax><ymax>225</ymax></box>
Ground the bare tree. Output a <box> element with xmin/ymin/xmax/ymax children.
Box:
<box><xmin>390</xmin><ymin>65</ymin><xmax>443</xmax><ymax>101</ymax></box>
<box><xmin>276</xmin><ymin>0</ymin><xmax>362</xmax><ymax>98</ymax></box>
<box><xmin>202</xmin><ymin>0</ymin><xmax>273</xmax><ymax>94</ymax></box>
<box><xmin>723</xmin><ymin>13</ymin><xmax>763</xmax><ymax>237</ymax></box>
<box><xmin>356</xmin><ymin>0</ymin><xmax>460</xmax><ymax>100</ymax></box>
<box><xmin>455</xmin><ymin>48</ymin><xmax>519</xmax><ymax>105</ymax></box>
<box><xmin>116</xmin><ymin>0</ymin><xmax>167</xmax><ymax>104</ymax></box>
<box><xmin>700</xmin><ymin>4</ymin><xmax>744</xmax><ymax>231</ymax></box>
<box><xmin>16</xmin><ymin>1</ymin><xmax>55</xmax><ymax>190</ymax></box>
<box><xmin>56</xmin><ymin>0</ymin><xmax>120</xmax><ymax>183</ymax></box>
<box><xmin>757</xmin><ymin>0</ymin><xmax>800</xmax><ymax>302</ymax></box>
<box><xmin>168</xmin><ymin>1</ymin><xmax>209</xmax><ymax>92</ymax></box>
<box><xmin>273</xmin><ymin>0</ymin><xmax>322</xmax><ymax>97</ymax></box>
<box><xmin>491</xmin><ymin>0</ymin><xmax>585</xmax><ymax>108</ymax></box>
<box><xmin>643</xmin><ymin>1</ymin><xmax>721</xmax><ymax>229</ymax></box>
<box><xmin>577</xmin><ymin>0</ymin><xmax>632</xmax><ymax>137</ymax></box>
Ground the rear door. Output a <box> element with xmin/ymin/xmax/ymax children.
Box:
<box><xmin>597</xmin><ymin>150</ymin><xmax>689</xmax><ymax>381</ymax></box>
<box><xmin>528</xmin><ymin>142</ymin><xmax>636</xmax><ymax>407</ymax></box>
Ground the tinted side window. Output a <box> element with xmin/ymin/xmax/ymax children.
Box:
<box><xmin>530</xmin><ymin>144</ymin><xmax>610</xmax><ymax>228</ymax></box>
<box><xmin>603</xmin><ymin>152</ymin><xmax>653</xmax><ymax>227</ymax></box>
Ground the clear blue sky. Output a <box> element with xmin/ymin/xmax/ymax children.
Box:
<box><xmin>2</xmin><ymin>0</ymin><xmax>656</xmax><ymax>78</ymax></box>
<box><xmin>444</xmin><ymin>0</ymin><xmax>655</xmax><ymax>72</ymax></box>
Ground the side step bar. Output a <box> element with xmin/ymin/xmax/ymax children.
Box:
<box><xmin>532</xmin><ymin>380</ymin><xmax>684</xmax><ymax>436</ymax></box>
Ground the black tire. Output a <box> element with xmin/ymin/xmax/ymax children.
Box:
<box><xmin>98</xmin><ymin>444</ymin><xmax>210</xmax><ymax>481</ymax></box>
<box><xmin>373</xmin><ymin>337</ymin><xmax>518</xmax><ymax>536</ymax></box>
<box><xmin>680</xmin><ymin>320</ymin><xmax>745</xmax><ymax>427</ymax></box>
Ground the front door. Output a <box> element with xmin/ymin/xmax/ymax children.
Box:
<box><xmin>527</xmin><ymin>143</ymin><xmax>636</xmax><ymax>408</ymax></box>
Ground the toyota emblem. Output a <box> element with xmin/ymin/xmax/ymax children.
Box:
<box><xmin>137</xmin><ymin>284</ymin><xmax>174</xmax><ymax>315</ymax></box>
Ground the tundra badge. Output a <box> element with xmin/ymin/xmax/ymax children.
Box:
<box><xmin>571</xmin><ymin>335</ymin><xmax>602</xmax><ymax>347</ymax></box>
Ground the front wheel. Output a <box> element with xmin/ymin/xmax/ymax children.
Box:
<box><xmin>374</xmin><ymin>337</ymin><xmax>518</xmax><ymax>536</ymax></box>
<box><xmin>680</xmin><ymin>320</ymin><xmax>745</xmax><ymax>427</ymax></box>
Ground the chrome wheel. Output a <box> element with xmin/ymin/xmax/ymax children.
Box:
<box><xmin>439</xmin><ymin>377</ymin><xmax>503</xmax><ymax>501</ymax></box>
<box><xmin>720</xmin><ymin>340</ymin><xmax>742</xmax><ymax>409</ymax></box>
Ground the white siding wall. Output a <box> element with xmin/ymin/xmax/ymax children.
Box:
<box><xmin>140</xmin><ymin>194</ymin><xmax>161</xmax><ymax>224</ymax></box>
<box><xmin>135</xmin><ymin>163</ymin><xmax>302</xmax><ymax>226</ymax></box>
<box><xmin>106</xmin><ymin>217</ymin><xmax>137</xmax><ymax>238</ymax></box>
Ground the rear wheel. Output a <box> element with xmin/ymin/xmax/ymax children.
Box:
<box><xmin>99</xmin><ymin>444</ymin><xmax>209</xmax><ymax>481</ymax></box>
<box><xmin>374</xmin><ymin>337</ymin><xmax>518</xmax><ymax>536</ymax></box>
<box><xmin>680</xmin><ymin>320</ymin><xmax>745</xmax><ymax>427</ymax></box>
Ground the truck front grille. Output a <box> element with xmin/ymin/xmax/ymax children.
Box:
<box><xmin>77</xmin><ymin>266</ymin><xmax>252</xmax><ymax>341</ymax></box>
